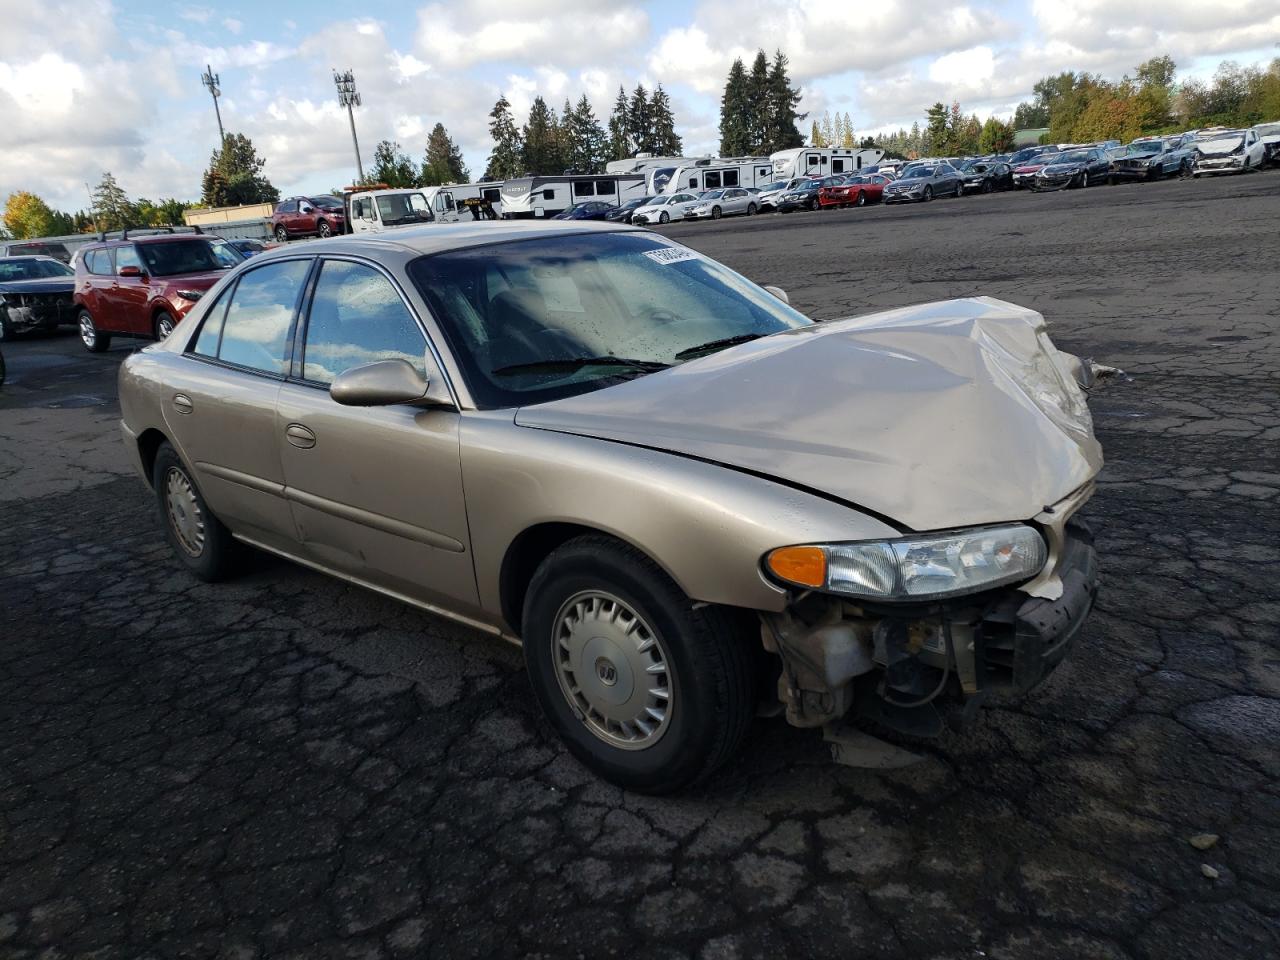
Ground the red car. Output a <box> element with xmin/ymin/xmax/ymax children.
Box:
<box><xmin>73</xmin><ymin>234</ymin><xmax>230</xmax><ymax>352</ymax></box>
<box><xmin>269</xmin><ymin>195</ymin><xmax>346</xmax><ymax>241</ymax></box>
<box><xmin>818</xmin><ymin>173</ymin><xmax>894</xmax><ymax>208</ymax></box>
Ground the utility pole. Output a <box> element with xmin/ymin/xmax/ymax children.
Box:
<box><xmin>201</xmin><ymin>64</ymin><xmax>225</xmax><ymax>146</ymax></box>
<box><xmin>333</xmin><ymin>69</ymin><xmax>364</xmax><ymax>182</ymax></box>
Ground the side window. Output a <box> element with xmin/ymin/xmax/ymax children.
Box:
<box><xmin>192</xmin><ymin>286</ymin><xmax>233</xmax><ymax>357</ymax></box>
<box><xmin>687</xmin><ymin>177</ymin><xmax>697</xmax><ymax>188</ymax></box>
<box><xmin>806</xmin><ymin>154</ymin><xmax>820</xmax><ymax>169</ymax></box>
<box><xmin>832</xmin><ymin>159</ymin><xmax>845</xmax><ymax>173</ymax></box>
<box><xmin>574</xmin><ymin>181</ymin><xmax>593</xmax><ymax>197</ymax></box>
<box><xmin>542</xmin><ymin>189</ymin><xmax>555</xmax><ymax>200</ymax></box>
<box><xmin>441</xmin><ymin>193</ymin><xmax>455</xmax><ymax>211</ymax></box>
<box><xmin>115</xmin><ymin>245</ymin><xmax>142</xmax><ymax>274</ymax></box>
<box><xmin>217</xmin><ymin>259</ymin><xmax>310</xmax><ymax>374</ymax></box>
<box><xmin>705</xmin><ymin>171</ymin><xmax>722</xmax><ymax>189</ymax></box>
<box><xmin>723</xmin><ymin>170</ymin><xmax>739</xmax><ymax>186</ymax></box>
<box><xmin>595</xmin><ymin>179</ymin><xmax>615</xmax><ymax>195</ymax></box>
<box><xmin>280</xmin><ymin>200</ymin><xmax>298</xmax><ymax>214</ymax></box>
<box><xmin>85</xmin><ymin>249</ymin><xmax>113</xmax><ymax>275</ymax></box>
<box><xmin>301</xmin><ymin>260</ymin><xmax>426</xmax><ymax>385</ymax></box>
<box><xmin>482</xmin><ymin>188</ymin><xmax>501</xmax><ymax>203</ymax></box>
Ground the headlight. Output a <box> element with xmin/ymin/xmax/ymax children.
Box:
<box><xmin>175</xmin><ymin>289</ymin><xmax>204</xmax><ymax>301</ymax></box>
<box><xmin>765</xmin><ymin>525</ymin><xmax>1048</xmax><ymax>600</ymax></box>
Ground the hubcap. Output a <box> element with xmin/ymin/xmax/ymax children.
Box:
<box><xmin>165</xmin><ymin>467</ymin><xmax>205</xmax><ymax>557</ymax></box>
<box><xmin>157</xmin><ymin>315</ymin><xmax>174</xmax><ymax>339</ymax></box>
<box><xmin>552</xmin><ymin>591</ymin><xmax>672</xmax><ymax>750</ymax></box>
<box><xmin>79</xmin><ymin>315</ymin><xmax>95</xmax><ymax>348</ymax></box>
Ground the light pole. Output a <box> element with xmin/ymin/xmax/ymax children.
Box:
<box><xmin>333</xmin><ymin>69</ymin><xmax>364</xmax><ymax>182</ymax></box>
<box><xmin>201</xmin><ymin>64</ymin><xmax>225</xmax><ymax>146</ymax></box>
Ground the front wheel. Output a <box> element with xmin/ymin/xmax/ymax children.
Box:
<box><xmin>317</xmin><ymin>219</ymin><xmax>333</xmax><ymax>238</ymax></box>
<box><xmin>154</xmin><ymin>310</ymin><xmax>177</xmax><ymax>341</ymax></box>
<box><xmin>856</xmin><ymin>192</ymin><xmax>866</xmax><ymax>207</ymax></box>
<box><xmin>522</xmin><ymin>536</ymin><xmax>755</xmax><ymax>793</ymax></box>
<box><xmin>78</xmin><ymin>309</ymin><xmax>110</xmax><ymax>353</ymax></box>
<box><xmin>711</xmin><ymin>206</ymin><xmax>721</xmax><ymax>220</ymax></box>
<box><xmin>659</xmin><ymin>211</ymin><xmax>670</xmax><ymax>224</ymax></box>
<box><xmin>923</xmin><ymin>186</ymin><xmax>933</xmax><ymax>201</ymax></box>
<box><xmin>1079</xmin><ymin>172</ymin><xmax>1089</xmax><ymax>188</ymax></box>
<box><xmin>153</xmin><ymin>442</ymin><xmax>242</xmax><ymax>582</ymax></box>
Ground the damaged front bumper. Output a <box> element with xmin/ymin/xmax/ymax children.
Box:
<box><xmin>760</xmin><ymin>513</ymin><xmax>1099</xmax><ymax>740</ymax></box>
<box><xmin>1194</xmin><ymin>156</ymin><xmax>1245</xmax><ymax>174</ymax></box>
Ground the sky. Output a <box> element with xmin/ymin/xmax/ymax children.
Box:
<box><xmin>2</xmin><ymin>0</ymin><xmax>1278</xmax><ymax>212</ymax></box>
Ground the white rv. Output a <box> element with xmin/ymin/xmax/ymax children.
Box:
<box><xmin>770</xmin><ymin>147</ymin><xmax>886</xmax><ymax>180</ymax></box>
<box><xmin>605</xmin><ymin>155</ymin><xmax>711</xmax><ymax>193</ymax></box>
<box><xmin>499</xmin><ymin>174</ymin><xmax>647</xmax><ymax>218</ymax></box>
<box><xmin>661</xmin><ymin>157</ymin><xmax>775</xmax><ymax>195</ymax></box>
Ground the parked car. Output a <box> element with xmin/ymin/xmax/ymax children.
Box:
<box><xmin>1192</xmin><ymin>128</ymin><xmax>1266</xmax><ymax>175</ymax></box>
<box><xmin>0</xmin><ymin>240</ymin><xmax>72</xmax><ymax>263</ymax></box>
<box><xmin>73</xmin><ymin>234</ymin><xmax>230</xmax><ymax>352</ymax></box>
<box><xmin>630</xmin><ymin>192</ymin><xmax>701</xmax><ymax>225</ymax></box>
<box><xmin>957</xmin><ymin>159</ymin><xmax>1014</xmax><ymax>194</ymax></box>
<box><xmin>1006</xmin><ymin>145</ymin><xmax>1059</xmax><ymax>170</ymax></box>
<box><xmin>818</xmin><ymin>173</ymin><xmax>893</xmax><ymax>207</ymax></box>
<box><xmin>117</xmin><ymin>221</ymin><xmax>1102</xmax><ymax>792</ymax></box>
<box><xmin>757</xmin><ymin>178</ymin><xmax>810</xmax><ymax>211</ymax></box>
<box><xmin>1108</xmin><ymin>136</ymin><xmax>1194</xmax><ymax>182</ymax></box>
<box><xmin>882</xmin><ymin>163</ymin><xmax>963</xmax><ymax>202</ymax></box>
<box><xmin>0</xmin><ymin>256</ymin><xmax>77</xmax><ymax>340</ymax></box>
<box><xmin>685</xmin><ymin>188</ymin><xmax>759</xmax><ymax>219</ymax></box>
<box><xmin>270</xmin><ymin>196</ymin><xmax>347</xmax><ymax>241</ymax></box>
<box><xmin>208</xmin><ymin>238</ymin><xmax>250</xmax><ymax>269</ymax></box>
<box><xmin>1032</xmin><ymin>148</ymin><xmax>1111</xmax><ymax>190</ymax></box>
<box><xmin>228</xmin><ymin>238</ymin><xmax>269</xmax><ymax>257</ymax></box>
<box><xmin>551</xmin><ymin>201</ymin><xmax>618</xmax><ymax>221</ymax></box>
<box><xmin>1252</xmin><ymin>121</ymin><xmax>1280</xmax><ymax>166</ymax></box>
<box><xmin>776</xmin><ymin>177</ymin><xmax>842</xmax><ymax>212</ymax></box>
<box><xmin>603</xmin><ymin>196</ymin><xmax>654</xmax><ymax>224</ymax></box>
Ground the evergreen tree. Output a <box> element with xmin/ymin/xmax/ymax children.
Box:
<box><xmin>569</xmin><ymin>94</ymin><xmax>608</xmax><ymax>173</ymax></box>
<box><xmin>820</xmin><ymin>111</ymin><xmax>835</xmax><ymax>147</ymax></box>
<box><xmin>746</xmin><ymin>50</ymin><xmax>771</xmax><ymax>153</ymax></box>
<box><xmin>422</xmin><ymin>124</ymin><xmax>469</xmax><ymax>185</ymax></box>
<box><xmin>485</xmin><ymin>95</ymin><xmax>524</xmax><ymax>180</ymax></box>
<box><xmin>559</xmin><ymin>98</ymin><xmax>579</xmax><ymax>171</ymax></box>
<box><xmin>765</xmin><ymin>50</ymin><xmax>804</xmax><ymax>153</ymax></box>
<box><xmin>92</xmin><ymin>172</ymin><xmax>134</xmax><ymax>232</ymax></box>
<box><xmin>909</xmin><ymin>121</ymin><xmax>923</xmax><ymax>157</ymax></box>
<box><xmin>608</xmin><ymin>86</ymin><xmax>631</xmax><ymax>161</ymax></box>
<box><xmin>841</xmin><ymin>112</ymin><xmax>856</xmax><ymax>148</ymax></box>
<box><xmin>200</xmin><ymin>133</ymin><xmax>278</xmax><ymax>207</ymax></box>
<box><xmin>628</xmin><ymin>85</ymin><xmax>651</xmax><ymax>154</ymax></box>
<box><xmin>371</xmin><ymin>140</ymin><xmax>418</xmax><ymax>188</ymax></box>
<box><xmin>718</xmin><ymin>58</ymin><xmax>752</xmax><ymax>156</ymax></box>
<box><xmin>809</xmin><ymin>120</ymin><xmax>824</xmax><ymax>147</ymax></box>
<box><xmin>649</xmin><ymin>85</ymin><xmax>683</xmax><ymax>156</ymax></box>
<box><xmin>522</xmin><ymin>96</ymin><xmax>560</xmax><ymax>175</ymax></box>
<box><xmin>924</xmin><ymin>102</ymin><xmax>948</xmax><ymax>154</ymax></box>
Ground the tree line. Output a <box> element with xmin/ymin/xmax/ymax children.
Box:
<box><xmin>719</xmin><ymin>50</ymin><xmax>805</xmax><ymax>156</ymax></box>
<box><xmin>484</xmin><ymin>83</ymin><xmax>683</xmax><ymax>181</ymax></box>
<box><xmin>2</xmin><ymin>173</ymin><xmax>192</xmax><ymax>239</ymax></box>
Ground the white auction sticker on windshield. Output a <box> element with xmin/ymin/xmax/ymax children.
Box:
<box><xmin>642</xmin><ymin>247</ymin><xmax>699</xmax><ymax>265</ymax></box>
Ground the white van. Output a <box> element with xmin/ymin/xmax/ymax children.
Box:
<box><xmin>661</xmin><ymin>157</ymin><xmax>775</xmax><ymax>195</ymax></box>
<box><xmin>499</xmin><ymin>174</ymin><xmax>647</xmax><ymax>218</ymax></box>
<box><xmin>770</xmin><ymin>147</ymin><xmax>886</xmax><ymax>180</ymax></box>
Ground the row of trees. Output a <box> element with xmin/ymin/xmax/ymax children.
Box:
<box><xmin>719</xmin><ymin>50</ymin><xmax>805</xmax><ymax>156</ymax></box>
<box><xmin>1008</xmin><ymin>55</ymin><xmax>1280</xmax><ymax>147</ymax></box>
<box><xmin>2</xmin><ymin>174</ymin><xmax>191</xmax><ymax>239</ymax></box>
<box><xmin>809</xmin><ymin>111</ymin><xmax>858</xmax><ymax>149</ymax></box>
<box><xmin>485</xmin><ymin>83</ymin><xmax>683</xmax><ymax>180</ymax></box>
<box><xmin>368</xmin><ymin>123</ymin><xmax>470</xmax><ymax>189</ymax></box>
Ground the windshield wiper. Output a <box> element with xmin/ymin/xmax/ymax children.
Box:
<box><xmin>492</xmin><ymin>356</ymin><xmax>670</xmax><ymax>377</ymax></box>
<box><xmin>674</xmin><ymin>333</ymin><xmax>765</xmax><ymax>361</ymax></box>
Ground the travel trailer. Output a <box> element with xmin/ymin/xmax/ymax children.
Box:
<box><xmin>419</xmin><ymin>182</ymin><xmax>505</xmax><ymax>219</ymax></box>
<box><xmin>660</xmin><ymin>157</ymin><xmax>776</xmax><ymax>195</ymax></box>
<box><xmin>770</xmin><ymin>147</ymin><xmax>887</xmax><ymax>180</ymax></box>
<box><xmin>499</xmin><ymin>174</ymin><xmax>647</xmax><ymax>218</ymax></box>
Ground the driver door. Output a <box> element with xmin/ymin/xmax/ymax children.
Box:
<box><xmin>274</xmin><ymin>257</ymin><xmax>478</xmax><ymax>613</ymax></box>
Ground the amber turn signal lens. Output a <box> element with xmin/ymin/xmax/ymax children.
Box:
<box><xmin>766</xmin><ymin>546</ymin><xmax>827</xmax><ymax>589</ymax></box>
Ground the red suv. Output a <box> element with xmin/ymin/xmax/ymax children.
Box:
<box><xmin>73</xmin><ymin>234</ymin><xmax>230</xmax><ymax>352</ymax></box>
<box><xmin>269</xmin><ymin>195</ymin><xmax>346</xmax><ymax>241</ymax></box>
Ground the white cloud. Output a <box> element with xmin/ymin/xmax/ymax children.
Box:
<box><xmin>928</xmin><ymin>46</ymin><xmax>997</xmax><ymax>86</ymax></box>
<box><xmin>223</xmin><ymin>18</ymin><xmax>243</xmax><ymax>35</ymax></box>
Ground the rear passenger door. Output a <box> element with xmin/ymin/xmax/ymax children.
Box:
<box><xmin>273</xmin><ymin>257</ymin><xmax>478</xmax><ymax>611</ymax></box>
<box><xmin>167</xmin><ymin>256</ymin><xmax>314</xmax><ymax>548</ymax></box>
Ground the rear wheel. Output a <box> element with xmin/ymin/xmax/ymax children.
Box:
<box><xmin>746</xmin><ymin>202</ymin><xmax>757</xmax><ymax>215</ymax></box>
<box><xmin>522</xmin><ymin>536</ymin><xmax>755</xmax><ymax>793</ymax></box>
<box><xmin>274</xmin><ymin>225</ymin><xmax>288</xmax><ymax>242</ymax></box>
<box><xmin>78</xmin><ymin>309</ymin><xmax>110</xmax><ymax>353</ymax></box>
<box><xmin>153</xmin><ymin>442</ymin><xmax>242</xmax><ymax>582</ymax></box>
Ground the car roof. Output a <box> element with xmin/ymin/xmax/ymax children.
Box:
<box><xmin>253</xmin><ymin>220</ymin><xmax>643</xmax><ymax>261</ymax></box>
<box><xmin>0</xmin><ymin>254</ymin><xmax>60</xmax><ymax>262</ymax></box>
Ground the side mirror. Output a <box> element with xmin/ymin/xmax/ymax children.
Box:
<box><xmin>300</xmin><ymin>204</ymin><xmax>314</xmax><ymax>214</ymax></box>
<box><xmin>119</xmin><ymin>265</ymin><xmax>144</xmax><ymax>278</ymax></box>
<box><xmin>762</xmin><ymin>284</ymin><xmax>789</xmax><ymax>305</ymax></box>
<box><xmin>331</xmin><ymin>359</ymin><xmax>430</xmax><ymax>407</ymax></box>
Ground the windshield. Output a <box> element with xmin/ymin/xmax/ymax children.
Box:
<box><xmin>1054</xmin><ymin>151</ymin><xmax>1092</xmax><ymax>164</ymax></box>
<box><xmin>1196</xmin><ymin>130</ymin><xmax>1243</xmax><ymax>141</ymax></box>
<box><xmin>1125</xmin><ymin>142</ymin><xmax>1161</xmax><ymax>155</ymax></box>
<box><xmin>0</xmin><ymin>258</ymin><xmax>74</xmax><ymax>281</ymax></box>
<box><xmin>904</xmin><ymin>167</ymin><xmax>935</xmax><ymax>178</ymax></box>
<box><xmin>312</xmin><ymin>196</ymin><xmax>344</xmax><ymax>210</ymax></box>
<box><xmin>760</xmin><ymin>181</ymin><xmax>787</xmax><ymax>192</ymax></box>
<box><xmin>844</xmin><ymin>175</ymin><xmax>871</xmax><ymax>184</ymax></box>
<box><xmin>407</xmin><ymin>232</ymin><xmax>812</xmax><ymax>409</ymax></box>
<box><xmin>622</xmin><ymin>197</ymin><xmax>651</xmax><ymax>209</ymax></box>
<box><xmin>375</xmin><ymin>193</ymin><xmax>433</xmax><ymax>225</ymax></box>
<box><xmin>137</xmin><ymin>239</ymin><xmax>225</xmax><ymax>277</ymax></box>
<box><xmin>700</xmin><ymin>190</ymin><xmax>724</xmax><ymax>200</ymax></box>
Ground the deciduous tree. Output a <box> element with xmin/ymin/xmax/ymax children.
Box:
<box><xmin>2</xmin><ymin>191</ymin><xmax>57</xmax><ymax>239</ymax></box>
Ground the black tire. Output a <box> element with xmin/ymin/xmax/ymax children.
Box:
<box><xmin>0</xmin><ymin>347</ymin><xmax>5</xmax><ymax>387</ymax></box>
<box><xmin>154</xmin><ymin>310</ymin><xmax>177</xmax><ymax>341</ymax></box>
<box><xmin>317</xmin><ymin>219</ymin><xmax>333</xmax><ymax>238</ymax></box>
<box><xmin>808</xmin><ymin>198</ymin><xmax>817</xmax><ymax>211</ymax></box>
<box><xmin>522</xmin><ymin>535</ymin><xmax>755</xmax><ymax>793</ymax></box>
<box><xmin>923</xmin><ymin>185</ymin><xmax>933</xmax><ymax>201</ymax></box>
<box><xmin>0</xmin><ymin>314</ymin><xmax>9</xmax><ymax>342</ymax></box>
<box><xmin>746</xmin><ymin>202</ymin><xmax>757</xmax><ymax>215</ymax></box>
<box><xmin>1079</xmin><ymin>172</ymin><xmax>1089</xmax><ymax>188</ymax></box>
<box><xmin>982</xmin><ymin>180</ymin><xmax>993</xmax><ymax>194</ymax></box>
<box><xmin>152</xmin><ymin>442</ymin><xmax>242</xmax><ymax>582</ymax></box>
<box><xmin>710</xmin><ymin>206</ymin><xmax>722</xmax><ymax>219</ymax></box>
<box><xmin>659</xmin><ymin>211</ymin><xmax>670</xmax><ymax>224</ymax></box>
<box><xmin>1179</xmin><ymin>159</ymin><xmax>1192</xmax><ymax>179</ymax></box>
<box><xmin>1108</xmin><ymin>174</ymin><xmax>1118</xmax><ymax>185</ymax></box>
<box><xmin>856</xmin><ymin>192</ymin><xmax>866</xmax><ymax>207</ymax></box>
<box><xmin>78</xmin><ymin>309</ymin><xmax>110</xmax><ymax>353</ymax></box>
<box><xmin>274</xmin><ymin>225</ymin><xmax>288</xmax><ymax>242</ymax></box>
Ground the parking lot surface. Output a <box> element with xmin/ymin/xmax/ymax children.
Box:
<box><xmin>2</xmin><ymin>173</ymin><xmax>1277</xmax><ymax>959</ymax></box>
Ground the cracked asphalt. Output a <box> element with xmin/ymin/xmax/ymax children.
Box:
<box><xmin>2</xmin><ymin>172</ymin><xmax>1278</xmax><ymax>959</ymax></box>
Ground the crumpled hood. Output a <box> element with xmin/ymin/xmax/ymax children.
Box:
<box><xmin>0</xmin><ymin>277</ymin><xmax>74</xmax><ymax>295</ymax></box>
<box><xmin>515</xmin><ymin>297</ymin><xmax>1103</xmax><ymax>532</ymax></box>
<box><xmin>1195</xmin><ymin>135</ymin><xmax>1244</xmax><ymax>156</ymax></box>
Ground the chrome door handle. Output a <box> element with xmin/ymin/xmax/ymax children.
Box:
<box><xmin>285</xmin><ymin>423</ymin><xmax>316</xmax><ymax>449</ymax></box>
<box><xmin>172</xmin><ymin>394</ymin><xmax>193</xmax><ymax>414</ymax></box>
